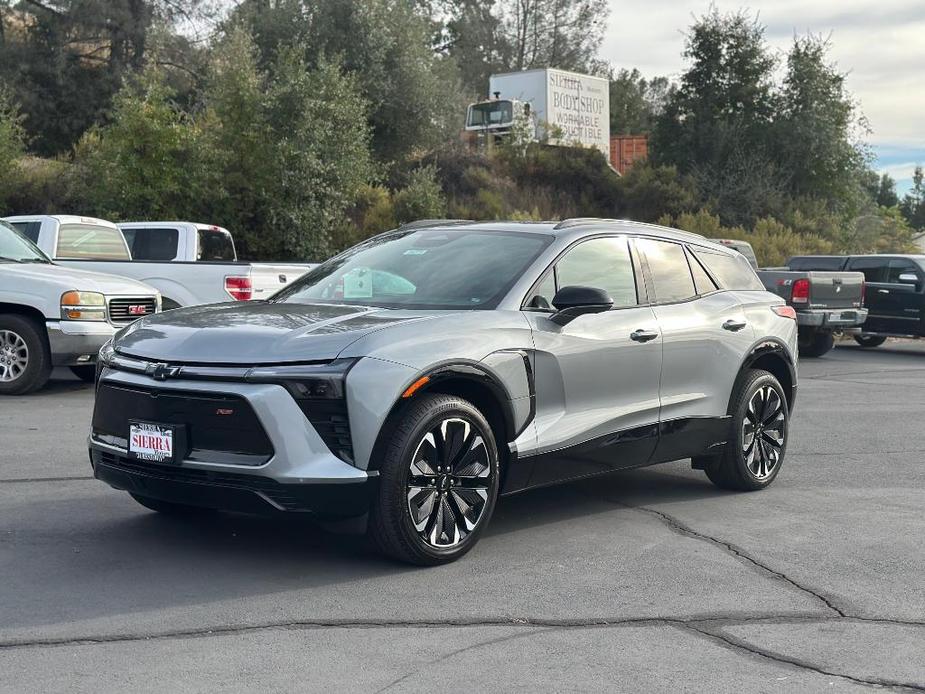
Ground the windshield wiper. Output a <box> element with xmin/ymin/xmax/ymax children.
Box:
<box><xmin>0</xmin><ymin>256</ymin><xmax>24</xmax><ymax>263</ymax></box>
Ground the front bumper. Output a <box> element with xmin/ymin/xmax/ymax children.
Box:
<box><xmin>796</xmin><ymin>307</ymin><xmax>867</xmax><ymax>329</ymax></box>
<box><xmin>46</xmin><ymin>320</ymin><xmax>116</xmax><ymax>366</ymax></box>
<box><xmin>89</xmin><ymin>368</ymin><xmax>376</xmax><ymax>518</ymax></box>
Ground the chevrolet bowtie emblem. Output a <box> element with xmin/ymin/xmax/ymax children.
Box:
<box><xmin>146</xmin><ymin>362</ymin><xmax>180</xmax><ymax>381</ymax></box>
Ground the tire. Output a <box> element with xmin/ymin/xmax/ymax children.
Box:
<box><xmin>0</xmin><ymin>314</ymin><xmax>52</xmax><ymax>395</ymax></box>
<box><xmin>70</xmin><ymin>365</ymin><xmax>97</xmax><ymax>383</ymax></box>
<box><xmin>798</xmin><ymin>329</ymin><xmax>834</xmax><ymax>357</ymax></box>
<box><xmin>129</xmin><ymin>493</ymin><xmax>215</xmax><ymax>516</ymax></box>
<box><xmin>368</xmin><ymin>393</ymin><xmax>501</xmax><ymax>566</ymax></box>
<box><xmin>854</xmin><ymin>334</ymin><xmax>886</xmax><ymax>348</ymax></box>
<box><xmin>703</xmin><ymin>369</ymin><xmax>789</xmax><ymax>491</ymax></box>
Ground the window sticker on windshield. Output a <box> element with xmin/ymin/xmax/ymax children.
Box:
<box><xmin>403</xmin><ymin>249</ymin><xmax>427</xmax><ymax>256</ymax></box>
<box><xmin>343</xmin><ymin>267</ymin><xmax>373</xmax><ymax>299</ymax></box>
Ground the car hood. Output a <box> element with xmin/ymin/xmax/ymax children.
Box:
<box><xmin>3</xmin><ymin>262</ymin><xmax>159</xmax><ymax>296</ymax></box>
<box><xmin>114</xmin><ymin>301</ymin><xmax>438</xmax><ymax>364</ymax></box>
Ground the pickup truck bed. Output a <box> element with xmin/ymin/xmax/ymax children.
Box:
<box><xmin>757</xmin><ymin>269</ymin><xmax>867</xmax><ymax>357</ymax></box>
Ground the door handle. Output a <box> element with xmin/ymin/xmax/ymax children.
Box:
<box><xmin>630</xmin><ymin>329</ymin><xmax>659</xmax><ymax>343</ymax></box>
<box><xmin>877</xmin><ymin>289</ymin><xmax>890</xmax><ymax>294</ymax></box>
<box><xmin>722</xmin><ymin>319</ymin><xmax>748</xmax><ymax>332</ymax></box>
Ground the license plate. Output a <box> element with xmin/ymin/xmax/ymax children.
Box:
<box><xmin>128</xmin><ymin>421</ymin><xmax>175</xmax><ymax>464</ymax></box>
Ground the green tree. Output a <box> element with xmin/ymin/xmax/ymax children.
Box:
<box><xmin>651</xmin><ymin>10</ymin><xmax>780</xmax><ymax>225</ymax></box>
<box><xmin>774</xmin><ymin>35</ymin><xmax>868</xmax><ymax>207</ymax></box>
<box><xmin>72</xmin><ymin>68</ymin><xmax>205</xmax><ymax>220</ymax></box>
<box><xmin>231</xmin><ymin>0</ymin><xmax>458</xmax><ymax>163</ymax></box>
<box><xmin>393</xmin><ymin>164</ymin><xmax>447</xmax><ymax>223</ymax></box>
<box><xmin>900</xmin><ymin>167</ymin><xmax>925</xmax><ymax>230</ymax></box>
<box><xmin>608</xmin><ymin>68</ymin><xmax>671</xmax><ymax>134</ymax></box>
<box><xmin>0</xmin><ymin>86</ymin><xmax>26</xmax><ymax>213</ymax></box>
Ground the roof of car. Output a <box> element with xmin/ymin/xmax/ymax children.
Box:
<box><xmin>398</xmin><ymin>218</ymin><xmax>717</xmax><ymax>246</ymax></box>
<box><xmin>2</xmin><ymin>214</ymin><xmax>117</xmax><ymax>228</ymax></box>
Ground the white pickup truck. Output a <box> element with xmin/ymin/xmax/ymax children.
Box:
<box><xmin>3</xmin><ymin>216</ymin><xmax>314</xmax><ymax>308</ymax></box>
<box><xmin>0</xmin><ymin>221</ymin><xmax>160</xmax><ymax>394</ymax></box>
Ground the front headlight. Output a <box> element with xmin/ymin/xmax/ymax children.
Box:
<box><xmin>246</xmin><ymin>358</ymin><xmax>356</xmax><ymax>399</ymax></box>
<box><xmin>61</xmin><ymin>291</ymin><xmax>106</xmax><ymax>321</ymax></box>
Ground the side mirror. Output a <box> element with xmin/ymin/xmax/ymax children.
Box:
<box><xmin>550</xmin><ymin>286</ymin><xmax>613</xmax><ymax>325</ymax></box>
<box><xmin>898</xmin><ymin>273</ymin><xmax>919</xmax><ymax>284</ymax></box>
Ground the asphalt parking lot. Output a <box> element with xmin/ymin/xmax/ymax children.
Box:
<box><xmin>2</xmin><ymin>343</ymin><xmax>925</xmax><ymax>693</ymax></box>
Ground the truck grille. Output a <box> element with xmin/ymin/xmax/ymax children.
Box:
<box><xmin>109</xmin><ymin>297</ymin><xmax>157</xmax><ymax>323</ymax></box>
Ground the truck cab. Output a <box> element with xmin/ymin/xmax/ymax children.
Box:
<box><xmin>6</xmin><ymin>214</ymin><xmax>130</xmax><ymax>261</ymax></box>
<box><xmin>117</xmin><ymin>222</ymin><xmax>237</xmax><ymax>262</ymax></box>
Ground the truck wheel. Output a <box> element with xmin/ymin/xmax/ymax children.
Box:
<box><xmin>0</xmin><ymin>315</ymin><xmax>52</xmax><ymax>395</ymax></box>
<box><xmin>798</xmin><ymin>330</ymin><xmax>834</xmax><ymax>357</ymax></box>
<box><xmin>368</xmin><ymin>393</ymin><xmax>500</xmax><ymax>566</ymax></box>
<box><xmin>702</xmin><ymin>369</ymin><xmax>789</xmax><ymax>491</ymax></box>
<box><xmin>854</xmin><ymin>334</ymin><xmax>886</xmax><ymax>348</ymax></box>
<box><xmin>70</xmin><ymin>366</ymin><xmax>96</xmax><ymax>383</ymax></box>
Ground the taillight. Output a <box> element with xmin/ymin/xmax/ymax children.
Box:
<box><xmin>790</xmin><ymin>278</ymin><xmax>810</xmax><ymax>304</ymax></box>
<box><xmin>224</xmin><ymin>275</ymin><xmax>252</xmax><ymax>301</ymax></box>
<box><xmin>772</xmin><ymin>305</ymin><xmax>797</xmax><ymax>319</ymax></box>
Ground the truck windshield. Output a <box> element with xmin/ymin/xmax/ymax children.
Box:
<box><xmin>56</xmin><ymin>223</ymin><xmax>130</xmax><ymax>260</ymax></box>
<box><xmin>0</xmin><ymin>222</ymin><xmax>51</xmax><ymax>263</ymax></box>
<box><xmin>467</xmin><ymin>101</ymin><xmax>514</xmax><ymax>128</ymax></box>
<box><xmin>274</xmin><ymin>228</ymin><xmax>552</xmax><ymax>310</ymax></box>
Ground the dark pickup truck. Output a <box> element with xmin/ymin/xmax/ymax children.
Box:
<box><xmin>716</xmin><ymin>240</ymin><xmax>867</xmax><ymax>357</ymax></box>
<box><xmin>789</xmin><ymin>254</ymin><xmax>925</xmax><ymax>347</ymax></box>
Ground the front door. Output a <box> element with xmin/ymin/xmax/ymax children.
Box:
<box><xmin>523</xmin><ymin>235</ymin><xmax>663</xmax><ymax>486</ymax></box>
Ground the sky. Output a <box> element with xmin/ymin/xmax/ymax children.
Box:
<box><xmin>600</xmin><ymin>0</ymin><xmax>925</xmax><ymax>194</ymax></box>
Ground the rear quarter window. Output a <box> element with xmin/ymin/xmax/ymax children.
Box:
<box><xmin>692</xmin><ymin>248</ymin><xmax>764</xmax><ymax>290</ymax></box>
<box><xmin>56</xmin><ymin>223</ymin><xmax>129</xmax><ymax>260</ymax></box>
<box><xmin>9</xmin><ymin>221</ymin><xmax>41</xmax><ymax>244</ymax></box>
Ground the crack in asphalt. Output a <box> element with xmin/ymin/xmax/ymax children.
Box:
<box><xmin>679</xmin><ymin>622</ymin><xmax>925</xmax><ymax>692</ymax></box>
<box><xmin>598</xmin><ymin>499</ymin><xmax>847</xmax><ymax>617</ymax></box>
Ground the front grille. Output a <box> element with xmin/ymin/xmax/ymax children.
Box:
<box><xmin>92</xmin><ymin>383</ymin><xmax>274</xmax><ymax>465</ymax></box>
<box><xmin>108</xmin><ymin>297</ymin><xmax>157</xmax><ymax>323</ymax></box>
<box><xmin>298</xmin><ymin>400</ymin><xmax>354</xmax><ymax>464</ymax></box>
<box><xmin>93</xmin><ymin>451</ymin><xmax>306</xmax><ymax>511</ymax></box>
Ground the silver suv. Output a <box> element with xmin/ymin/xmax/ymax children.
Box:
<box><xmin>89</xmin><ymin>220</ymin><xmax>798</xmax><ymax>565</ymax></box>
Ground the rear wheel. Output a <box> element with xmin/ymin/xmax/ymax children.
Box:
<box><xmin>798</xmin><ymin>329</ymin><xmax>834</xmax><ymax>357</ymax></box>
<box><xmin>0</xmin><ymin>315</ymin><xmax>52</xmax><ymax>395</ymax></box>
<box><xmin>854</xmin><ymin>334</ymin><xmax>886</xmax><ymax>348</ymax></box>
<box><xmin>702</xmin><ymin>369</ymin><xmax>789</xmax><ymax>491</ymax></box>
<box><xmin>130</xmin><ymin>493</ymin><xmax>215</xmax><ymax>515</ymax></box>
<box><xmin>369</xmin><ymin>393</ymin><xmax>500</xmax><ymax>565</ymax></box>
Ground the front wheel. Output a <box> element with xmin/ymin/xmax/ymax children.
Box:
<box><xmin>0</xmin><ymin>315</ymin><xmax>52</xmax><ymax>395</ymax></box>
<box><xmin>369</xmin><ymin>393</ymin><xmax>500</xmax><ymax>565</ymax></box>
<box><xmin>702</xmin><ymin>369</ymin><xmax>789</xmax><ymax>491</ymax></box>
<box><xmin>854</xmin><ymin>334</ymin><xmax>886</xmax><ymax>348</ymax></box>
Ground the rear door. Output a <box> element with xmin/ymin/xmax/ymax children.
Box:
<box><xmin>639</xmin><ymin>240</ymin><xmax>755</xmax><ymax>440</ymax></box>
<box><xmin>845</xmin><ymin>257</ymin><xmax>898</xmax><ymax>333</ymax></box>
<box><xmin>524</xmin><ymin>235</ymin><xmax>663</xmax><ymax>485</ymax></box>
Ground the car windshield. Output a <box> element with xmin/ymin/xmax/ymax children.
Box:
<box><xmin>274</xmin><ymin>228</ymin><xmax>552</xmax><ymax>310</ymax></box>
<box><xmin>0</xmin><ymin>221</ymin><xmax>51</xmax><ymax>263</ymax></box>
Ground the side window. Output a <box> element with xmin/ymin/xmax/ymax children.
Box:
<box><xmin>637</xmin><ymin>238</ymin><xmax>696</xmax><ymax>303</ymax></box>
<box><xmin>56</xmin><ymin>224</ymin><xmax>130</xmax><ymax>260</ymax></box>
<box><xmin>846</xmin><ymin>258</ymin><xmax>889</xmax><ymax>284</ymax></box>
<box><xmin>129</xmin><ymin>227</ymin><xmax>180</xmax><ymax>261</ymax></box>
<box><xmin>526</xmin><ymin>271</ymin><xmax>557</xmax><ymax>310</ymax></box>
<box><xmin>198</xmin><ymin>228</ymin><xmax>236</xmax><ymax>261</ymax></box>
<box><xmin>886</xmin><ymin>260</ymin><xmax>921</xmax><ymax>285</ymax></box>
<box><xmin>686</xmin><ymin>248</ymin><xmax>718</xmax><ymax>295</ymax></box>
<box><xmin>554</xmin><ymin>237</ymin><xmax>638</xmax><ymax>308</ymax></box>
<box><xmin>9</xmin><ymin>221</ymin><xmax>41</xmax><ymax>244</ymax></box>
<box><xmin>691</xmin><ymin>248</ymin><xmax>764</xmax><ymax>290</ymax></box>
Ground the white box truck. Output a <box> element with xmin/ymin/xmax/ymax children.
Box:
<box><xmin>465</xmin><ymin>68</ymin><xmax>611</xmax><ymax>163</ymax></box>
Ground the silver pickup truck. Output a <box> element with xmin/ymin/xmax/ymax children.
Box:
<box><xmin>716</xmin><ymin>239</ymin><xmax>867</xmax><ymax>357</ymax></box>
<box><xmin>4</xmin><ymin>216</ymin><xmax>314</xmax><ymax>308</ymax></box>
